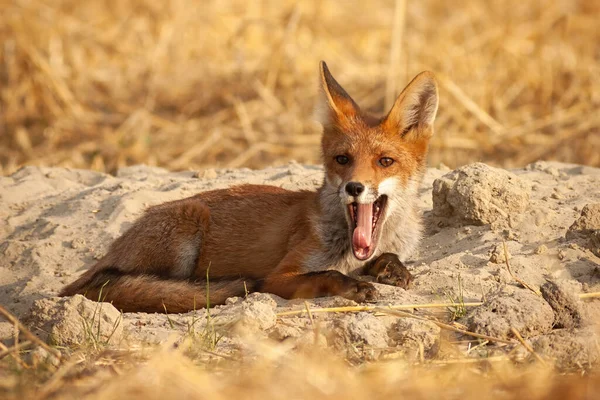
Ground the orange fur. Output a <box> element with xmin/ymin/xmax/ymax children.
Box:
<box><xmin>61</xmin><ymin>62</ymin><xmax>438</xmax><ymax>313</ymax></box>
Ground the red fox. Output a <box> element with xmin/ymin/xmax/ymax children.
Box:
<box><xmin>60</xmin><ymin>62</ymin><xmax>439</xmax><ymax>313</ymax></box>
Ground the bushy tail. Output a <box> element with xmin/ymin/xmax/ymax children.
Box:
<box><xmin>59</xmin><ymin>269</ymin><xmax>256</xmax><ymax>313</ymax></box>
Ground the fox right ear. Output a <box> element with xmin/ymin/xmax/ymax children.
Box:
<box><xmin>383</xmin><ymin>71</ymin><xmax>439</xmax><ymax>139</ymax></box>
<box><xmin>314</xmin><ymin>61</ymin><xmax>360</xmax><ymax>126</ymax></box>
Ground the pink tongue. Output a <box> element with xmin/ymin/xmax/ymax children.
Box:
<box><xmin>352</xmin><ymin>203</ymin><xmax>373</xmax><ymax>251</ymax></box>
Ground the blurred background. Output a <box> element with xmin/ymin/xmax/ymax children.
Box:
<box><xmin>1</xmin><ymin>0</ymin><xmax>599</xmax><ymax>175</ymax></box>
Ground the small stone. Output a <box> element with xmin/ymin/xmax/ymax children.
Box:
<box><xmin>590</xmin><ymin>231</ymin><xmax>600</xmax><ymax>257</ymax></box>
<box><xmin>535</xmin><ymin>244</ymin><xmax>548</xmax><ymax>255</ymax></box>
<box><xmin>438</xmin><ymin>163</ymin><xmax>451</xmax><ymax>171</ymax></box>
<box><xmin>489</xmin><ymin>244</ymin><xmax>510</xmax><ymax>264</ymax></box>
<box><xmin>70</xmin><ymin>238</ymin><xmax>86</xmax><ymax>249</ymax></box>
<box><xmin>29</xmin><ymin>347</ymin><xmax>60</xmax><ymax>367</ymax></box>
<box><xmin>201</xmin><ymin>169</ymin><xmax>218</xmax><ymax>180</ymax></box>
<box><xmin>558</xmin><ymin>249</ymin><xmax>567</xmax><ymax>260</ymax></box>
<box><xmin>545</xmin><ymin>167</ymin><xmax>560</xmax><ymax>177</ymax></box>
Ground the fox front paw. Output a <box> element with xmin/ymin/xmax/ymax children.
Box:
<box><xmin>342</xmin><ymin>281</ymin><xmax>379</xmax><ymax>303</ymax></box>
<box><xmin>368</xmin><ymin>253</ymin><xmax>412</xmax><ymax>289</ymax></box>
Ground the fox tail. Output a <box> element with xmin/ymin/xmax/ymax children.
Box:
<box><xmin>59</xmin><ymin>268</ymin><xmax>256</xmax><ymax>313</ymax></box>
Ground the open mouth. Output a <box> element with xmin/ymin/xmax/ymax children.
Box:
<box><xmin>348</xmin><ymin>195</ymin><xmax>388</xmax><ymax>260</ymax></box>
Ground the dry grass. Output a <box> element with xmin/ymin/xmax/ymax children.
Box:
<box><xmin>2</xmin><ymin>301</ymin><xmax>600</xmax><ymax>399</ymax></box>
<box><xmin>2</xmin><ymin>337</ymin><xmax>599</xmax><ymax>400</ymax></box>
<box><xmin>2</xmin><ymin>0</ymin><xmax>600</xmax><ymax>175</ymax></box>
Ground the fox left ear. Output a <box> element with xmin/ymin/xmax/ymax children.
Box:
<box><xmin>383</xmin><ymin>71</ymin><xmax>439</xmax><ymax>139</ymax></box>
<box><xmin>314</xmin><ymin>61</ymin><xmax>360</xmax><ymax>126</ymax></box>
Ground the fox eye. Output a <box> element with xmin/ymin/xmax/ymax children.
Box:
<box><xmin>379</xmin><ymin>157</ymin><xmax>394</xmax><ymax>167</ymax></box>
<box><xmin>335</xmin><ymin>155</ymin><xmax>350</xmax><ymax>165</ymax></box>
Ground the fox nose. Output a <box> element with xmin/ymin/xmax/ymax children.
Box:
<box><xmin>345</xmin><ymin>182</ymin><xmax>365</xmax><ymax>197</ymax></box>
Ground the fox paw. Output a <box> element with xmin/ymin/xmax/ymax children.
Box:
<box><xmin>343</xmin><ymin>281</ymin><xmax>379</xmax><ymax>303</ymax></box>
<box><xmin>370</xmin><ymin>253</ymin><xmax>412</xmax><ymax>289</ymax></box>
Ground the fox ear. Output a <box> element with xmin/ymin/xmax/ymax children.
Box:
<box><xmin>315</xmin><ymin>61</ymin><xmax>360</xmax><ymax>126</ymax></box>
<box><xmin>383</xmin><ymin>71</ymin><xmax>438</xmax><ymax>139</ymax></box>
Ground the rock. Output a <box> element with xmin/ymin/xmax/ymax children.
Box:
<box><xmin>27</xmin><ymin>295</ymin><xmax>123</xmax><ymax>347</ymax></box>
<box><xmin>463</xmin><ymin>288</ymin><xmax>553</xmax><ymax>339</ymax></box>
<box><xmin>540</xmin><ymin>280</ymin><xmax>586</xmax><ymax>329</ymax></box>
<box><xmin>388</xmin><ymin>318</ymin><xmax>440</xmax><ymax>359</ymax></box>
<box><xmin>531</xmin><ymin>328</ymin><xmax>599</xmax><ymax>371</ymax></box>
<box><xmin>566</xmin><ymin>204</ymin><xmax>600</xmax><ymax>256</ymax></box>
<box><xmin>432</xmin><ymin>163</ymin><xmax>530</xmax><ymax>225</ymax></box>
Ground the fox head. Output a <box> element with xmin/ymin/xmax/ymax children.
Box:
<box><xmin>315</xmin><ymin>61</ymin><xmax>438</xmax><ymax>261</ymax></box>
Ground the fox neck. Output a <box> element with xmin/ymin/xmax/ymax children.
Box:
<box><xmin>314</xmin><ymin>182</ymin><xmax>352</xmax><ymax>259</ymax></box>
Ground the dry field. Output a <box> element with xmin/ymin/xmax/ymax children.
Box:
<box><xmin>1</xmin><ymin>0</ymin><xmax>600</xmax><ymax>175</ymax></box>
<box><xmin>2</xmin><ymin>0</ymin><xmax>600</xmax><ymax>398</ymax></box>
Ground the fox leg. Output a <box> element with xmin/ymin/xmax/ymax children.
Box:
<box><xmin>364</xmin><ymin>253</ymin><xmax>412</xmax><ymax>289</ymax></box>
<box><xmin>262</xmin><ymin>270</ymin><xmax>378</xmax><ymax>302</ymax></box>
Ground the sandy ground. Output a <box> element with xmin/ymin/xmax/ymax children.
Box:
<box><xmin>1</xmin><ymin>161</ymin><xmax>600</xmax><ymax>368</ymax></box>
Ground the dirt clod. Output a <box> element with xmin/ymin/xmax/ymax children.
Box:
<box><xmin>432</xmin><ymin>163</ymin><xmax>530</xmax><ymax>225</ymax></box>
<box><xmin>567</xmin><ymin>203</ymin><xmax>600</xmax><ymax>235</ymax></box>
<box><xmin>27</xmin><ymin>295</ymin><xmax>123</xmax><ymax>347</ymax></box>
<box><xmin>531</xmin><ymin>328</ymin><xmax>600</xmax><ymax>371</ymax></box>
<box><xmin>217</xmin><ymin>293</ymin><xmax>278</xmax><ymax>335</ymax></box>
<box><xmin>566</xmin><ymin>203</ymin><xmax>600</xmax><ymax>256</ymax></box>
<box><xmin>540</xmin><ymin>280</ymin><xmax>586</xmax><ymax>329</ymax></box>
<box><xmin>388</xmin><ymin>319</ymin><xmax>440</xmax><ymax>359</ymax></box>
<box><xmin>346</xmin><ymin>313</ymin><xmax>389</xmax><ymax>348</ymax></box>
<box><xmin>464</xmin><ymin>288</ymin><xmax>553</xmax><ymax>339</ymax></box>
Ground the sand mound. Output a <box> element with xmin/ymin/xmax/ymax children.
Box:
<box><xmin>1</xmin><ymin>161</ymin><xmax>600</xmax><ymax>368</ymax></box>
